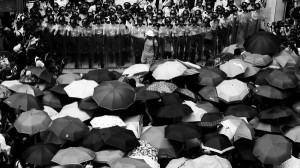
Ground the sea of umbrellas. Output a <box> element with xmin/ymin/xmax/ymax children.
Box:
<box><xmin>2</xmin><ymin>36</ymin><xmax>300</xmax><ymax>168</ymax></box>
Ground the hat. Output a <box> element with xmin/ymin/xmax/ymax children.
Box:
<box><xmin>13</xmin><ymin>44</ymin><xmax>22</xmax><ymax>53</ymax></box>
<box><xmin>146</xmin><ymin>30</ymin><xmax>155</xmax><ymax>37</ymax></box>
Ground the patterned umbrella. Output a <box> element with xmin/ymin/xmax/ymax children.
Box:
<box><xmin>0</xmin><ymin>84</ymin><xmax>11</xmax><ymax>98</ymax></box>
<box><xmin>198</xmin><ymin>113</ymin><xmax>223</xmax><ymax>127</ymax></box>
<box><xmin>175</xmin><ymin>88</ymin><xmax>197</xmax><ymax>100</ymax></box>
<box><xmin>196</xmin><ymin>66</ymin><xmax>227</xmax><ymax>86</ymax></box>
<box><xmin>146</xmin><ymin>81</ymin><xmax>177</xmax><ymax>94</ymax></box>
<box><xmin>52</xmin><ymin>147</ymin><xmax>96</xmax><ymax>165</ymax></box>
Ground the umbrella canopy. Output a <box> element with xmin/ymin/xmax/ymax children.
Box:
<box><xmin>123</xmin><ymin>64</ymin><xmax>150</xmax><ymax>77</ymax></box>
<box><xmin>40</xmin><ymin>129</ymin><xmax>67</xmax><ymax>145</ymax></box>
<box><xmin>233</xmin><ymin>138</ymin><xmax>257</xmax><ymax>161</ymax></box>
<box><xmin>253</xmin><ymin>85</ymin><xmax>288</xmax><ymax>99</ymax></box>
<box><xmin>152</xmin><ymin>60</ymin><xmax>187</xmax><ymax>80</ymax></box>
<box><xmin>22</xmin><ymin>143</ymin><xmax>59</xmax><ymax>166</ymax></box>
<box><xmin>2</xmin><ymin>80</ymin><xmax>43</xmax><ymax>97</ymax></box>
<box><xmin>222</xmin><ymin>44</ymin><xmax>238</xmax><ymax>54</ymax></box>
<box><xmin>253</xmin><ymin>134</ymin><xmax>292</xmax><ymax>165</ymax></box>
<box><xmin>284</xmin><ymin>125</ymin><xmax>300</xmax><ymax>143</ymax></box>
<box><xmin>174</xmin><ymin>88</ymin><xmax>197</xmax><ymax>100</ymax></box>
<box><xmin>244</xmin><ymin>62</ymin><xmax>261</xmax><ymax>78</ymax></box>
<box><xmin>160</xmin><ymin>93</ymin><xmax>184</xmax><ymax>105</ymax></box>
<box><xmin>140</xmin><ymin>125</ymin><xmax>177</xmax><ymax>159</ymax></box>
<box><xmin>101</xmin><ymin>126</ymin><xmax>139</xmax><ymax>152</ymax></box>
<box><xmin>57</xmin><ymin>73</ymin><xmax>81</xmax><ymax>84</ymax></box>
<box><xmin>253</xmin><ymin>68</ymin><xmax>273</xmax><ymax>85</ymax></box>
<box><xmin>224</xmin><ymin>104</ymin><xmax>258</xmax><ymax>120</ymax></box>
<box><xmin>14</xmin><ymin>109</ymin><xmax>52</xmax><ymax>134</ymax></box>
<box><xmin>165</xmin><ymin>122</ymin><xmax>202</xmax><ymax>142</ymax></box>
<box><xmin>275</xmin><ymin>50</ymin><xmax>299</xmax><ymax>68</ymax></box>
<box><xmin>90</xmin><ymin>115</ymin><xmax>126</xmax><ymax>128</ymax></box>
<box><xmin>219</xmin><ymin>116</ymin><xmax>255</xmax><ymax>141</ymax></box>
<box><xmin>219</xmin><ymin>59</ymin><xmax>247</xmax><ymax>78</ymax></box>
<box><xmin>64</xmin><ymin>79</ymin><xmax>98</xmax><ymax>99</ymax></box>
<box><xmin>273</xmin><ymin>156</ymin><xmax>300</xmax><ymax>168</ymax></box>
<box><xmin>206</xmin><ymin>52</ymin><xmax>235</xmax><ymax>67</ymax></box>
<box><xmin>156</xmin><ymin>104</ymin><xmax>193</xmax><ymax>119</ymax></box>
<box><xmin>135</xmin><ymin>86</ymin><xmax>161</xmax><ymax>101</ymax></box>
<box><xmin>82</xmin><ymin>69</ymin><xmax>116</xmax><ymax>83</ymax></box>
<box><xmin>249</xmin><ymin>117</ymin><xmax>281</xmax><ymax>133</ymax></box>
<box><xmin>265</xmin><ymin>69</ymin><xmax>299</xmax><ymax>89</ymax></box>
<box><xmin>192</xmin><ymin>155</ymin><xmax>232</xmax><ymax>168</ymax></box>
<box><xmin>4</xmin><ymin>93</ymin><xmax>43</xmax><ymax>111</ymax></box>
<box><xmin>202</xmin><ymin>133</ymin><xmax>234</xmax><ymax>154</ymax></box>
<box><xmin>49</xmin><ymin>84</ymin><xmax>68</xmax><ymax>95</ymax></box>
<box><xmin>48</xmin><ymin>116</ymin><xmax>89</xmax><ymax>141</ymax></box>
<box><xmin>52</xmin><ymin>147</ymin><xmax>96</xmax><ymax>165</ymax></box>
<box><xmin>108</xmin><ymin>158</ymin><xmax>151</xmax><ymax>168</ymax></box>
<box><xmin>216</xmin><ymin>79</ymin><xmax>249</xmax><ymax>103</ymax></box>
<box><xmin>243</xmin><ymin>54</ymin><xmax>272</xmax><ymax>67</ymax></box>
<box><xmin>166</xmin><ymin>157</ymin><xmax>194</xmax><ymax>168</ymax></box>
<box><xmin>196</xmin><ymin>66</ymin><xmax>227</xmax><ymax>86</ymax></box>
<box><xmin>259</xmin><ymin>106</ymin><xmax>294</xmax><ymax>120</ymax></box>
<box><xmin>182</xmin><ymin>101</ymin><xmax>208</xmax><ymax>122</ymax></box>
<box><xmin>28</xmin><ymin>66</ymin><xmax>55</xmax><ymax>84</ymax></box>
<box><xmin>146</xmin><ymin>81</ymin><xmax>178</xmax><ymax>94</ymax></box>
<box><xmin>59</xmin><ymin>102</ymin><xmax>93</xmax><ymax>121</ymax></box>
<box><xmin>42</xmin><ymin>91</ymin><xmax>62</xmax><ymax>109</ymax></box>
<box><xmin>78</xmin><ymin>96</ymin><xmax>99</xmax><ymax>111</ymax></box>
<box><xmin>0</xmin><ymin>84</ymin><xmax>12</xmax><ymax>98</ymax></box>
<box><xmin>198</xmin><ymin>86</ymin><xmax>219</xmax><ymax>103</ymax></box>
<box><xmin>195</xmin><ymin>101</ymin><xmax>219</xmax><ymax>113</ymax></box>
<box><xmin>80</xmin><ymin>128</ymin><xmax>105</xmax><ymax>152</ymax></box>
<box><xmin>94</xmin><ymin>150</ymin><xmax>125</xmax><ymax>163</ymax></box>
<box><xmin>243</xmin><ymin>31</ymin><xmax>281</xmax><ymax>56</ymax></box>
<box><xmin>198</xmin><ymin>113</ymin><xmax>223</xmax><ymax>127</ymax></box>
<box><xmin>93</xmin><ymin>80</ymin><xmax>136</xmax><ymax>111</ymax></box>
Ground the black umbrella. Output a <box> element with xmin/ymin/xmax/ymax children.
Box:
<box><xmin>156</xmin><ymin>104</ymin><xmax>193</xmax><ymax>119</ymax></box>
<box><xmin>224</xmin><ymin>104</ymin><xmax>258</xmax><ymax>120</ymax></box>
<box><xmin>165</xmin><ymin>122</ymin><xmax>202</xmax><ymax>142</ymax></box>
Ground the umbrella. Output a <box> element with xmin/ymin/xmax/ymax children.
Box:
<box><xmin>108</xmin><ymin>158</ymin><xmax>151</xmax><ymax>168</ymax></box>
<box><xmin>195</xmin><ymin>101</ymin><xmax>219</xmax><ymax>113</ymax></box>
<box><xmin>48</xmin><ymin>116</ymin><xmax>89</xmax><ymax>141</ymax></box>
<box><xmin>253</xmin><ymin>134</ymin><xmax>292</xmax><ymax>165</ymax></box>
<box><xmin>216</xmin><ymin>79</ymin><xmax>249</xmax><ymax>103</ymax></box>
<box><xmin>219</xmin><ymin>59</ymin><xmax>247</xmax><ymax>78</ymax></box>
<box><xmin>64</xmin><ymin>79</ymin><xmax>98</xmax><ymax>99</ymax></box>
<box><xmin>22</xmin><ymin>143</ymin><xmax>59</xmax><ymax>166</ymax></box>
<box><xmin>0</xmin><ymin>84</ymin><xmax>12</xmax><ymax>98</ymax></box>
<box><xmin>182</xmin><ymin>68</ymin><xmax>200</xmax><ymax>76</ymax></box>
<box><xmin>182</xmin><ymin>101</ymin><xmax>207</xmax><ymax>122</ymax></box>
<box><xmin>135</xmin><ymin>86</ymin><xmax>161</xmax><ymax>101</ymax></box>
<box><xmin>101</xmin><ymin>126</ymin><xmax>139</xmax><ymax>152</ymax></box>
<box><xmin>253</xmin><ymin>85</ymin><xmax>288</xmax><ymax>99</ymax></box>
<box><xmin>2</xmin><ymin>80</ymin><xmax>43</xmax><ymax>97</ymax></box>
<box><xmin>140</xmin><ymin>125</ymin><xmax>177</xmax><ymax>159</ymax></box>
<box><xmin>202</xmin><ymin>133</ymin><xmax>234</xmax><ymax>154</ymax></box>
<box><xmin>78</xmin><ymin>96</ymin><xmax>99</xmax><ymax>110</ymax></box>
<box><xmin>28</xmin><ymin>66</ymin><xmax>55</xmax><ymax>83</ymax></box>
<box><xmin>123</xmin><ymin>64</ymin><xmax>150</xmax><ymax>77</ymax></box>
<box><xmin>146</xmin><ymin>81</ymin><xmax>177</xmax><ymax>94</ymax></box>
<box><xmin>196</xmin><ymin>66</ymin><xmax>227</xmax><ymax>86</ymax></box>
<box><xmin>57</xmin><ymin>73</ymin><xmax>81</xmax><ymax>84</ymax></box>
<box><xmin>224</xmin><ymin>104</ymin><xmax>258</xmax><ymax>120</ymax></box>
<box><xmin>233</xmin><ymin>138</ymin><xmax>257</xmax><ymax>161</ymax></box>
<box><xmin>124</xmin><ymin>115</ymin><xmax>143</xmax><ymax>138</ymax></box>
<box><xmin>59</xmin><ymin>102</ymin><xmax>93</xmax><ymax>121</ymax></box>
<box><xmin>165</xmin><ymin>122</ymin><xmax>202</xmax><ymax>142</ymax></box>
<box><xmin>222</xmin><ymin>43</ymin><xmax>238</xmax><ymax>54</ymax></box>
<box><xmin>259</xmin><ymin>106</ymin><xmax>294</xmax><ymax>120</ymax></box>
<box><xmin>52</xmin><ymin>147</ymin><xmax>95</xmax><ymax>165</ymax></box>
<box><xmin>253</xmin><ymin>68</ymin><xmax>273</xmax><ymax>85</ymax></box>
<box><xmin>149</xmin><ymin>59</ymin><xmax>168</xmax><ymax>72</ymax></box>
<box><xmin>198</xmin><ymin>86</ymin><xmax>219</xmax><ymax>103</ymax></box>
<box><xmin>244</xmin><ymin>62</ymin><xmax>261</xmax><ymax>78</ymax></box>
<box><xmin>156</xmin><ymin>104</ymin><xmax>193</xmax><ymax>119</ymax></box>
<box><xmin>152</xmin><ymin>60</ymin><xmax>187</xmax><ymax>80</ymax></box>
<box><xmin>40</xmin><ymin>129</ymin><xmax>66</xmax><ymax>145</ymax></box>
<box><xmin>198</xmin><ymin>113</ymin><xmax>223</xmax><ymax>127</ymax></box>
<box><xmin>177</xmin><ymin>59</ymin><xmax>201</xmax><ymax>70</ymax></box>
<box><xmin>192</xmin><ymin>155</ymin><xmax>232</xmax><ymax>168</ymax></box>
<box><xmin>42</xmin><ymin>91</ymin><xmax>62</xmax><ymax>109</ymax></box>
<box><xmin>166</xmin><ymin>157</ymin><xmax>194</xmax><ymax>168</ymax></box>
<box><xmin>94</xmin><ymin>150</ymin><xmax>125</xmax><ymax>163</ymax></box>
<box><xmin>82</xmin><ymin>69</ymin><xmax>116</xmax><ymax>83</ymax></box>
<box><xmin>219</xmin><ymin>116</ymin><xmax>255</xmax><ymax>141</ymax></box>
<box><xmin>206</xmin><ymin>52</ymin><xmax>235</xmax><ymax>67</ymax></box>
<box><xmin>243</xmin><ymin>31</ymin><xmax>281</xmax><ymax>56</ymax></box>
<box><xmin>90</xmin><ymin>115</ymin><xmax>126</xmax><ymax>128</ymax></box>
<box><xmin>160</xmin><ymin>93</ymin><xmax>184</xmax><ymax>105</ymax></box>
<box><xmin>265</xmin><ymin>69</ymin><xmax>299</xmax><ymax>89</ymax></box>
<box><xmin>284</xmin><ymin>125</ymin><xmax>300</xmax><ymax>143</ymax></box>
<box><xmin>80</xmin><ymin>128</ymin><xmax>105</xmax><ymax>151</ymax></box>
<box><xmin>93</xmin><ymin>80</ymin><xmax>136</xmax><ymax>111</ymax></box>
<box><xmin>49</xmin><ymin>84</ymin><xmax>68</xmax><ymax>95</ymax></box>
<box><xmin>4</xmin><ymin>93</ymin><xmax>43</xmax><ymax>111</ymax></box>
<box><xmin>174</xmin><ymin>88</ymin><xmax>196</xmax><ymax>100</ymax></box>
<box><xmin>273</xmin><ymin>156</ymin><xmax>300</xmax><ymax>168</ymax></box>
<box><xmin>43</xmin><ymin>106</ymin><xmax>59</xmax><ymax>117</ymax></box>
<box><xmin>243</xmin><ymin>54</ymin><xmax>272</xmax><ymax>67</ymax></box>
<box><xmin>14</xmin><ymin>109</ymin><xmax>52</xmax><ymax>134</ymax></box>
<box><xmin>249</xmin><ymin>117</ymin><xmax>281</xmax><ymax>133</ymax></box>
<box><xmin>275</xmin><ymin>50</ymin><xmax>299</xmax><ymax>68</ymax></box>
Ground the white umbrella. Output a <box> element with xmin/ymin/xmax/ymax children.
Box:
<box><xmin>220</xmin><ymin>59</ymin><xmax>247</xmax><ymax>78</ymax></box>
<box><xmin>122</xmin><ymin>64</ymin><xmax>150</xmax><ymax>77</ymax></box>
<box><xmin>90</xmin><ymin>115</ymin><xmax>126</xmax><ymax>128</ymax></box>
<box><xmin>43</xmin><ymin>106</ymin><xmax>59</xmax><ymax>117</ymax></box>
<box><xmin>152</xmin><ymin>60</ymin><xmax>187</xmax><ymax>80</ymax></box>
<box><xmin>216</xmin><ymin>79</ymin><xmax>249</xmax><ymax>103</ymax></box>
<box><xmin>182</xmin><ymin>101</ymin><xmax>207</xmax><ymax>122</ymax></box>
<box><xmin>64</xmin><ymin>79</ymin><xmax>98</xmax><ymax>99</ymax></box>
<box><xmin>192</xmin><ymin>155</ymin><xmax>232</xmax><ymax>168</ymax></box>
<box><xmin>59</xmin><ymin>102</ymin><xmax>93</xmax><ymax>121</ymax></box>
<box><xmin>124</xmin><ymin>115</ymin><xmax>143</xmax><ymax>138</ymax></box>
<box><xmin>2</xmin><ymin>80</ymin><xmax>43</xmax><ymax>97</ymax></box>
